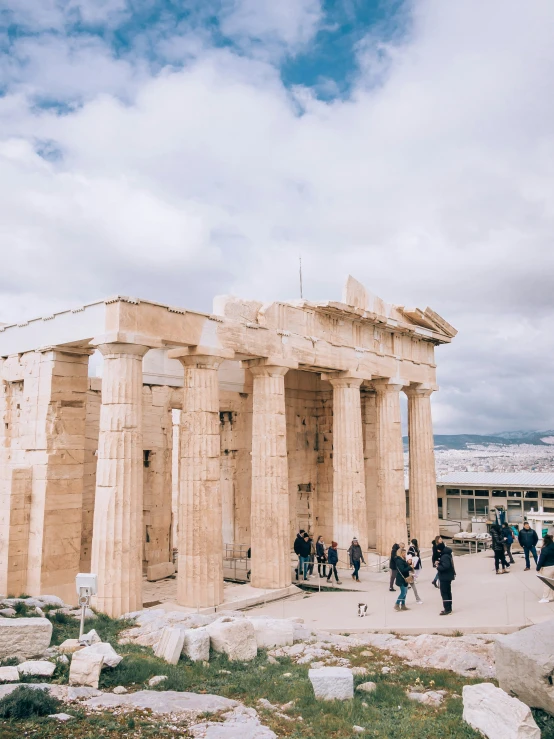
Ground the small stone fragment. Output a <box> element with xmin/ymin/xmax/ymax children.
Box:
<box><xmin>353</xmin><ymin>727</ymin><xmax>365</xmax><ymax>734</ymax></box>
<box><xmin>309</xmin><ymin>667</ymin><xmax>354</xmax><ymax>701</ymax></box>
<box><xmin>80</xmin><ymin>629</ymin><xmax>102</xmax><ymax>646</ymax></box>
<box><xmin>113</xmin><ymin>686</ymin><xmax>128</xmax><ymax>694</ymax></box>
<box><xmin>48</xmin><ymin>713</ymin><xmax>74</xmax><ymax>722</ymax></box>
<box><xmin>357</xmin><ymin>682</ymin><xmax>377</xmax><ymax>694</ymax></box>
<box><xmin>148</xmin><ymin>675</ymin><xmax>168</xmax><ymax>687</ymax></box>
<box><xmin>0</xmin><ymin>666</ymin><xmax>20</xmax><ymax>682</ymax></box>
<box><xmin>59</xmin><ymin>639</ymin><xmax>84</xmax><ymax>655</ymax></box>
<box><xmin>351</xmin><ymin>666</ymin><xmax>368</xmax><ymax>676</ymax></box>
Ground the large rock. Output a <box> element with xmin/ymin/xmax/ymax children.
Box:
<box><xmin>462</xmin><ymin>683</ymin><xmax>540</xmax><ymax>739</ymax></box>
<box><xmin>154</xmin><ymin>626</ymin><xmax>186</xmax><ymax>665</ymax></box>
<box><xmin>190</xmin><ymin>705</ymin><xmax>277</xmax><ymax>738</ymax></box>
<box><xmin>59</xmin><ymin>639</ymin><xmax>84</xmax><ymax>654</ymax></box>
<box><xmin>69</xmin><ymin>651</ymin><xmax>104</xmax><ymax>689</ymax></box>
<box><xmin>0</xmin><ymin>666</ymin><xmax>19</xmax><ymax>682</ymax></box>
<box><xmin>18</xmin><ymin>660</ymin><xmax>56</xmax><ymax>677</ymax></box>
<box><xmin>309</xmin><ymin>667</ymin><xmax>354</xmax><ymax>701</ymax></box>
<box><xmin>84</xmin><ymin>690</ymin><xmax>238</xmax><ymax>716</ymax></box>
<box><xmin>495</xmin><ymin>619</ymin><xmax>554</xmax><ymax>715</ymax></box>
<box><xmin>0</xmin><ymin>617</ymin><xmax>52</xmax><ymax>659</ymax></box>
<box><xmin>248</xmin><ymin>617</ymin><xmax>294</xmax><ymax>649</ymax></box>
<box><xmin>146</xmin><ymin>562</ymin><xmax>175</xmax><ymax>581</ymax></box>
<box><xmin>183</xmin><ymin>627</ymin><xmax>210</xmax><ymax>662</ymax></box>
<box><xmin>207</xmin><ymin>617</ymin><xmax>257</xmax><ymax>662</ymax></box>
<box><xmin>79</xmin><ymin>643</ymin><xmax>122</xmax><ymax>669</ymax></box>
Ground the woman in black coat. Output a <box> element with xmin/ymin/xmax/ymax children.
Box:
<box><xmin>490</xmin><ymin>523</ymin><xmax>510</xmax><ymax>574</ymax></box>
<box><xmin>389</xmin><ymin>543</ymin><xmax>400</xmax><ymax>592</ymax></box>
<box><xmin>431</xmin><ymin>535</ymin><xmax>442</xmax><ymax>588</ymax></box>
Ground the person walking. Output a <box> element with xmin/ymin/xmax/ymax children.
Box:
<box><xmin>537</xmin><ymin>534</ymin><xmax>554</xmax><ymax>603</ymax></box>
<box><xmin>394</xmin><ymin>548</ymin><xmax>412</xmax><ymax>611</ymax></box>
<box><xmin>308</xmin><ymin>533</ymin><xmax>316</xmax><ymax>577</ymax></box>
<box><xmin>518</xmin><ymin>522</ymin><xmax>539</xmax><ymax>571</ymax></box>
<box><xmin>316</xmin><ymin>535</ymin><xmax>327</xmax><ymax>578</ymax></box>
<box><xmin>348</xmin><ymin>537</ymin><xmax>365</xmax><ymax>582</ymax></box>
<box><xmin>389</xmin><ymin>543</ymin><xmax>400</xmax><ymax>592</ymax></box>
<box><xmin>293</xmin><ymin>529</ymin><xmax>305</xmax><ymax>581</ymax></box>
<box><xmin>491</xmin><ymin>523</ymin><xmax>510</xmax><ymax>574</ymax></box>
<box><xmin>436</xmin><ymin>542</ymin><xmax>456</xmax><ymax>615</ymax></box>
<box><xmin>431</xmin><ymin>535</ymin><xmax>442</xmax><ymax>588</ymax></box>
<box><xmin>502</xmin><ymin>522</ymin><xmax>515</xmax><ymax>564</ymax></box>
<box><xmin>298</xmin><ymin>532</ymin><xmax>311</xmax><ymax>581</ymax></box>
<box><xmin>407</xmin><ymin>539</ymin><xmax>423</xmax><ymax>604</ymax></box>
<box><xmin>326</xmin><ymin>541</ymin><xmax>342</xmax><ymax>584</ymax></box>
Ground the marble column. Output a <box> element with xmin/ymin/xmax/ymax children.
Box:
<box><xmin>175</xmin><ymin>351</ymin><xmax>226</xmax><ymax>608</ymax></box>
<box><xmin>247</xmin><ymin>360</ymin><xmax>291</xmax><ymax>589</ymax></box>
<box><xmin>373</xmin><ymin>380</ymin><xmax>408</xmax><ymax>555</ymax></box>
<box><xmin>362</xmin><ymin>390</ymin><xmax>378</xmax><ymax>550</ymax></box>
<box><xmin>91</xmin><ymin>343</ymin><xmax>148</xmax><ymax>617</ymax></box>
<box><xmin>405</xmin><ymin>384</ymin><xmax>438</xmax><ymax>547</ymax></box>
<box><xmin>329</xmin><ymin>375</ymin><xmax>368</xmax><ymax>552</ymax></box>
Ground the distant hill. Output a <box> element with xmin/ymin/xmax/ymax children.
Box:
<box><xmin>402</xmin><ymin>431</ymin><xmax>554</xmax><ymax>451</ymax></box>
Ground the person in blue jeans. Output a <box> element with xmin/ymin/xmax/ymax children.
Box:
<box><xmin>518</xmin><ymin>522</ymin><xmax>539</xmax><ymax>570</ymax></box>
<box><xmin>298</xmin><ymin>533</ymin><xmax>311</xmax><ymax>580</ymax></box>
<box><xmin>347</xmin><ymin>537</ymin><xmax>365</xmax><ymax>582</ymax></box>
<box><xmin>394</xmin><ymin>548</ymin><xmax>412</xmax><ymax>611</ymax></box>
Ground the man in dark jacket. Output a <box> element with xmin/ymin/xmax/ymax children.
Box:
<box><xmin>518</xmin><ymin>522</ymin><xmax>539</xmax><ymax>570</ymax></box>
<box><xmin>436</xmin><ymin>543</ymin><xmax>456</xmax><ymax>615</ymax></box>
<box><xmin>490</xmin><ymin>523</ymin><xmax>510</xmax><ymax>574</ymax></box>
<box><xmin>347</xmin><ymin>538</ymin><xmax>366</xmax><ymax>582</ymax></box>
<box><xmin>297</xmin><ymin>533</ymin><xmax>311</xmax><ymax>581</ymax></box>
<box><xmin>501</xmin><ymin>522</ymin><xmax>515</xmax><ymax>564</ymax></box>
<box><xmin>293</xmin><ymin>530</ymin><xmax>305</xmax><ymax>580</ymax></box>
<box><xmin>537</xmin><ymin>534</ymin><xmax>554</xmax><ymax>603</ymax></box>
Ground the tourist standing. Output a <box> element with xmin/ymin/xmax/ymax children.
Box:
<box><xmin>389</xmin><ymin>543</ymin><xmax>400</xmax><ymax>592</ymax></box>
<box><xmin>293</xmin><ymin>529</ymin><xmax>306</xmax><ymax>581</ymax></box>
<box><xmin>537</xmin><ymin>534</ymin><xmax>554</xmax><ymax>603</ymax></box>
<box><xmin>308</xmin><ymin>533</ymin><xmax>316</xmax><ymax>577</ymax></box>
<box><xmin>490</xmin><ymin>523</ymin><xmax>510</xmax><ymax>574</ymax></box>
<box><xmin>316</xmin><ymin>536</ymin><xmax>327</xmax><ymax>578</ymax></box>
<box><xmin>431</xmin><ymin>535</ymin><xmax>442</xmax><ymax>588</ymax></box>
<box><xmin>436</xmin><ymin>542</ymin><xmax>456</xmax><ymax>615</ymax></box>
<box><xmin>394</xmin><ymin>548</ymin><xmax>412</xmax><ymax>611</ymax></box>
<box><xmin>298</xmin><ymin>532</ymin><xmax>311</xmax><ymax>581</ymax></box>
<box><xmin>502</xmin><ymin>522</ymin><xmax>515</xmax><ymax>564</ymax></box>
<box><xmin>326</xmin><ymin>541</ymin><xmax>342</xmax><ymax>584</ymax></box>
<box><xmin>518</xmin><ymin>522</ymin><xmax>539</xmax><ymax>570</ymax></box>
<box><xmin>347</xmin><ymin>537</ymin><xmax>365</xmax><ymax>582</ymax></box>
<box><xmin>407</xmin><ymin>539</ymin><xmax>423</xmax><ymax>604</ymax></box>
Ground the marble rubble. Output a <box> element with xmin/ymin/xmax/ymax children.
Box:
<box><xmin>0</xmin><ymin>276</ymin><xmax>456</xmax><ymax>616</ymax></box>
<box><xmin>462</xmin><ymin>683</ymin><xmax>540</xmax><ymax>739</ymax></box>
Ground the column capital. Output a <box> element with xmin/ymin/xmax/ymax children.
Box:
<box><xmin>371</xmin><ymin>378</ymin><xmax>405</xmax><ymax>394</ymax></box>
<box><xmin>37</xmin><ymin>345</ymin><xmax>96</xmax><ymax>357</ymax></box>
<box><xmin>168</xmin><ymin>345</ymin><xmax>234</xmax><ymax>369</ymax></box>
<box><xmin>404</xmin><ymin>382</ymin><xmax>438</xmax><ymax>398</ymax></box>
<box><xmin>323</xmin><ymin>371</ymin><xmax>365</xmax><ymax>389</ymax></box>
<box><xmin>95</xmin><ymin>342</ymin><xmax>149</xmax><ymax>359</ymax></box>
<box><xmin>243</xmin><ymin>356</ymin><xmax>297</xmax><ymax>377</ymax></box>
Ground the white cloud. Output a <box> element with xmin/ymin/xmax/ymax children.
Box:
<box><xmin>1</xmin><ymin>0</ymin><xmax>554</xmax><ymax>433</ymax></box>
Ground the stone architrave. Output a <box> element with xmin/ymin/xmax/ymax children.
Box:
<box><xmin>373</xmin><ymin>380</ymin><xmax>408</xmax><ymax>554</ymax></box>
<box><xmin>245</xmin><ymin>359</ymin><xmax>293</xmax><ymax>590</ymax></box>
<box><xmin>90</xmin><ymin>343</ymin><xmax>149</xmax><ymax>618</ymax></box>
<box><xmin>328</xmin><ymin>374</ymin><xmax>368</xmax><ymax>551</ymax></box>
<box><xmin>405</xmin><ymin>384</ymin><xmax>439</xmax><ymax>546</ymax></box>
<box><xmin>169</xmin><ymin>347</ymin><xmax>232</xmax><ymax>609</ymax></box>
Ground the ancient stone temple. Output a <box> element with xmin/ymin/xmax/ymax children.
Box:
<box><xmin>0</xmin><ymin>277</ymin><xmax>456</xmax><ymax>616</ymax></box>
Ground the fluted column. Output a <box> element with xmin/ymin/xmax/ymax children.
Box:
<box><xmin>405</xmin><ymin>384</ymin><xmax>438</xmax><ymax>547</ymax></box>
<box><xmin>175</xmin><ymin>351</ymin><xmax>226</xmax><ymax>608</ymax></box>
<box><xmin>247</xmin><ymin>360</ymin><xmax>291</xmax><ymax>589</ymax></box>
<box><xmin>329</xmin><ymin>375</ymin><xmax>367</xmax><ymax>551</ymax></box>
<box><xmin>373</xmin><ymin>380</ymin><xmax>407</xmax><ymax>554</ymax></box>
<box><xmin>91</xmin><ymin>343</ymin><xmax>148</xmax><ymax>617</ymax></box>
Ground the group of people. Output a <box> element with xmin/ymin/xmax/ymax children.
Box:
<box><xmin>389</xmin><ymin>537</ymin><xmax>455</xmax><ymax>615</ymax></box>
<box><xmin>293</xmin><ymin>530</ymin><xmax>366</xmax><ymax>585</ymax></box>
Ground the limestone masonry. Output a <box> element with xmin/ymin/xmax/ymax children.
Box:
<box><xmin>0</xmin><ymin>276</ymin><xmax>456</xmax><ymax>616</ymax></box>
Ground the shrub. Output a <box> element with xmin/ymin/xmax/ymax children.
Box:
<box><xmin>0</xmin><ymin>686</ymin><xmax>62</xmax><ymax>719</ymax></box>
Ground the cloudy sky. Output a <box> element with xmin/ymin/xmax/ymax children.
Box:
<box><xmin>0</xmin><ymin>0</ymin><xmax>553</xmax><ymax>435</ymax></box>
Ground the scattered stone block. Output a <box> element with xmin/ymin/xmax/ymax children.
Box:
<box><xmin>462</xmin><ymin>683</ymin><xmax>540</xmax><ymax>739</ymax></box>
<box><xmin>407</xmin><ymin>690</ymin><xmax>444</xmax><ymax>706</ymax></box>
<box><xmin>0</xmin><ymin>608</ymin><xmax>16</xmax><ymax>617</ymax></box>
<box><xmin>155</xmin><ymin>626</ymin><xmax>186</xmax><ymax>665</ymax></box>
<box><xmin>37</xmin><ymin>596</ymin><xmax>65</xmax><ymax>607</ymax></box>
<box><xmin>495</xmin><ymin>618</ymin><xmax>554</xmax><ymax>715</ymax></box>
<box><xmin>146</xmin><ymin>562</ymin><xmax>175</xmax><ymax>581</ymax></box>
<box><xmin>18</xmin><ymin>660</ymin><xmax>56</xmax><ymax>677</ymax></box>
<box><xmin>57</xmin><ymin>655</ymin><xmax>69</xmax><ymax>665</ymax></box>
<box><xmin>69</xmin><ymin>651</ymin><xmax>104</xmax><ymax>689</ymax></box>
<box><xmin>183</xmin><ymin>627</ymin><xmax>210</xmax><ymax>662</ymax></box>
<box><xmin>79</xmin><ymin>643</ymin><xmax>122</xmax><ymax>669</ymax></box>
<box><xmin>0</xmin><ymin>666</ymin><xmax>19</xmax><ymax>682</ymax></box>
<box><xmin>80</xmin><ymin>629</ymin><xmax>102</xmax><ymax>646</ymax></box>
<box><xmin>59</xmin><ymin>639</ymin><xmax>84</xmax><ymax>655</ymax></box>
<box><xmin>0</xmin><ymin>617</ymin><xmax>53</xmax><ymax>660</ymax></box>
<box><xmin>148</xmin><ymin>675</ymin><xmax>168</xmax><ymax>687</ymax></box>
<box><xmin>249</xmin><ymin>617</ymin><xmax>294</xmax><ymax>648</ymax></box>
<box><xmin>49</xmin><ymin>713</ymin><xmax>74</xmax><ymax>722</ymax></box>
<box><xmin>351</xmin><ymin>666</ymin><xmax>368</xmax><ymax>676</ymax></box>
<box><xmin>66</xmin><ymin>686</ymin><xmax>102</xmax><ymax>700</ymax></box>
<box><xmin>85</xmin><ymin>690</ymin><xmax>238</xmax><ymax>716</ymax></box>
<box><xmin>207</xmin><ymin>617</ymin><xmax>257</xmax><ymax>661</ymax></box>
<box><xmin>353</xmin><ymin>727</ymin><xmax>365</xmax><ymax>734</ymax></box>
<box><xmin>309</xmin><ymin>667</ymin><xmax>354</xmax><ymax>701</ymax></box>
<box><xmin>357</xmin><ymin>682</ymin><xmax>377</xmax><ymax>694</ymax></box>
<box><xmin>113</xmin><ymin>685</ymin><xmax>128</xmax><ymax>694</ymax></box>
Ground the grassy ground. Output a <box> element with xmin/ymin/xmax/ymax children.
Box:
<box><xmin>1</xmin><ymin>607</ymin><xmax>553</xmax><ymax>739</ymax></box>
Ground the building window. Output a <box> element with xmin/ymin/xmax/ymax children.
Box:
<box><xmin>475</xmin><ymin>490</ymin><xmax>489</xmax><ymax>497</ymax></box>
<box><xmin>492</xmin><ymin>490</ymin><xmax>507</xmax><ymax>497</ymax></box>
<box><xmin>468</xmin><ymin>499</ymin><xmax>489</xmax><ymax>516</ymax></box>
<box><xmin>542</xmin><ymin>493</ymin><xmax>554</xmax><ymax>499</ymax></box>
<box><xmin>525</xmin><ymin>491</ymin><xmax>539</xmax><ymax>499</ymax></box>
<box><xmin>446</xmin><ymin>489</ymin><xmax>460</xmax><ymax>496</ymax></box>
<box><xmin>461</xmin><ymin>490</ymin><xmax>473</xmax><ymax>496</ymax></box>
<box><xmin>507</xmin><ymin>491</ymin><xmax>522</xmax><ymax>498</ymax></box>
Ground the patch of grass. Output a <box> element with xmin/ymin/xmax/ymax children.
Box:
<box><xmin>533</xmin><ymin>708</ymin><xmax>554</xmax><ymax>739</ymax></box>
<box><xmin>0</xmin><ymin>686</ymin><xmax>62</xmax><ymax>719</ymax></box>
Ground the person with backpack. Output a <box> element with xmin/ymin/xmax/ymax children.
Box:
<box><xmin>326</xmin><ymin>541</ymin><xmax>342</xmax><ymax>584</ymax></box>
<box><xmin>537</xmin><ymin>534</ymin><xmax>554</xmax><ymax>603</ymax></box>
<box><xmin>518</xmin><ymin>521</ymin><xmax>539</xmax><ymax>570</ymax></box>
<box><xmin>316</xmin><ymin>535</ymin><xmax>327</xmax><ymax>578</ymax></box>
<box><xmin>436</xmin><ymin>542</ymin><xmax>456</xmax><ymax>615</ymax></box>
<box><xmin>347</xmin><ymin>537</ymin><xmax>366</xmax><ymax>582</ymax></box>
<box><xmin>502</xmin><ymin>522</ymin><xmax>515</xmax><ymax>564</ymax></box>
<box><xmin>490</xmin><ymin>523</ymin><xmax>510</xmax><ymax>574</ymax></box>
<box><xmin>393</xmin><ymin>548</ymin><xmax>412</xmax><ymax>611</ymax></box>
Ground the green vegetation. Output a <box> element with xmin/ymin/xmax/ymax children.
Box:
<box><xmin>0</xmin><ymin>686</ymin><xmax>62</xmax><ymax>719</ymax></box>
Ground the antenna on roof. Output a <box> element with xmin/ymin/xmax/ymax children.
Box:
<box><xmin>299</xmin><ymin>255</ymin><xmax>303</xmax><ymax>299</ymax></box>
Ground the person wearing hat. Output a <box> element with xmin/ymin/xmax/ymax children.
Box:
<box><xmin>347</xmin><ymin>537</ymin><xmax>365</xmax><ymax>582</ymax></box>
<box><xmin>326</xmin><ymin>541</ymin><xmax>342</xmax><ymax>584</ymax></box>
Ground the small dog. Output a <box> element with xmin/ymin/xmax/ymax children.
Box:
<box><xmin>357</xmin><ymin>603</ymin><xmax>368</xmax><ymax>617</ymax></box>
